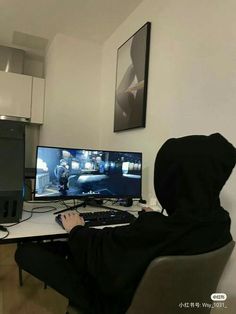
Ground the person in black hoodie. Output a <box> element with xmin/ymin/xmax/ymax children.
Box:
<box><xmin>15</xmin><ymin>133</ymin><xmax>235</xmax><ymax>314</ymax></box>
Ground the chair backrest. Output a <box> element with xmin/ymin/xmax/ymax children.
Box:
<box><xmin>126</xmin><ymin>241</ymin><xmax>235</xmax><ymax>314</ymax></box>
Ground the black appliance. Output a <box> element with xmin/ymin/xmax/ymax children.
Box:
<box><xmin>0</xmin><ymin>120</ymin><xmax>25</xmax><ymax>223</ymax></box>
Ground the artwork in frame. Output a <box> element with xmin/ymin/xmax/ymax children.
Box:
<box><xmin>114</xmin><ymin>22</ymin><xmax>151</xmax><ymax>132</ymax></box>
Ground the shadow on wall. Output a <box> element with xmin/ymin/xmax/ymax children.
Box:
<box><xmin>25</xmin><ymin>124</ymin><xmax>40</xmax><ymax>168</ymax></box>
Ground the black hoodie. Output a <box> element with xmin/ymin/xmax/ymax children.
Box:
<box><xmin>68</xmin><ymin>133</ymin><xmax>235</xmax><ymax>314</ymax></box>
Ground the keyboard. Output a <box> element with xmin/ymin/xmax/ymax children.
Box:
<box><xmin>55</xmin><ymin>210</ymin><xmax>136</xmax><ymax>228</ymax></box>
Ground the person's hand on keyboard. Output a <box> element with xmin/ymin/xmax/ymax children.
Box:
<box><xmin>61</xmin><ymin>211</ymin><xmax>85</xmax><ymax>233</ymax></box>
<box><xmin>142</xmin><ymin>206</ymin><xmax>154</xmax><ymax>212</ymax></box>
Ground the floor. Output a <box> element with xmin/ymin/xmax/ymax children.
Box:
<box><xmin>0</xmin><ymin>244</ymin><xmax>68</xmax><ymax>314</ymax></box>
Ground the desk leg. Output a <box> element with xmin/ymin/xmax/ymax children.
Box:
<box><xmin>17</xmin><ymin>243</ymin><xmax>23</xmax><ymax>286</ymax></box>
<box><xmin>18</xmin><ymin>266</ymin><xmax>23</xmax><ymax>286</ymax></box>
<box><xmin>18</xmin><ymin>263</ymin><xmax>46</xmax><ymax>289</ymax></box>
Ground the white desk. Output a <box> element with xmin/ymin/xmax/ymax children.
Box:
<box><xmin>0</xmin><ymin>201</ymin><xmax>140</xmax><ymax>244</ymax></box>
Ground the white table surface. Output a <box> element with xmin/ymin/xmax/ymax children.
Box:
<box><xmin>0</xmin><ymin>201</ymin><xmax>140</xmax><ymax>243</ymax></box>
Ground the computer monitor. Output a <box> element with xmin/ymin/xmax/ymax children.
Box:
<box><xmin>34</xmin><ymin>146</ymin><xmax>142</xmax><ymax>200</ymax></box>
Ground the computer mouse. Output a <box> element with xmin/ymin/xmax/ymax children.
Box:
<box><xmin>55</xmin><ymin>214</ymin><xmax>64</xmax><ymax>229</ymax></box>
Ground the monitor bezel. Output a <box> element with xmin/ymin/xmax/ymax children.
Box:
<box><xmin>34</xmin><ymin>145</ymin><xmax>142</xmax><ymax>201</ymax></box>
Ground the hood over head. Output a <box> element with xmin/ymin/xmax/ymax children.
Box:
<box><xmin>154</xmin><ymin>133</ymin><xmax>236</xmax><ymax>216</ymax></box>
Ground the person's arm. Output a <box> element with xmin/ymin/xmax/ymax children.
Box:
<box><xmin>116</xmin><ymin>65</ymin><xmax>135</xmax><ymax>115</ymax></box>
<box><xmin>61</xmin><ymin>211</ymin><xmax>104</xmax><ymax>272</ymax></box>
<box><xmin>117</xmin><ymin>64</ymin><xmax>135</xmax><ymax>95</ymax></box>
<box><xmin>125</xmin><ymin>80</ymin><xmax>144</xmax><ymax>93</ymax></box>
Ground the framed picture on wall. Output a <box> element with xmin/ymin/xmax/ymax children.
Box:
<box><xmin>114</xmin><ymin>22</ymin><xmax>151</xmax><ymax>132</ymax></box>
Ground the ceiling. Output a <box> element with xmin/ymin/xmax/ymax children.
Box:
<box><xmin>0</xmin><ymin>0</ymin><xmax>143</xmax><ymax>56</ymax></box>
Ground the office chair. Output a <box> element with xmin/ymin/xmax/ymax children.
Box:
<box><xmin>126</xmin><ymin>241</ymin><xmax>235</xmax><ymax>314</ymax></box>
<box><xmin>66</xmin><ymin>241</ymin><xmax>235</xmax><ymax>314</ymax></box>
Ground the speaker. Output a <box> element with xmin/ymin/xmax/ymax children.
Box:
<box><xmin>0</xmin><ymin>120</ymin><xmax>25</xmax><ymax>223</ymax></box>
<box><xmin>119</xmin><ymin>197</ymin><xmax>133</xmax><ymax>207</ymax></box>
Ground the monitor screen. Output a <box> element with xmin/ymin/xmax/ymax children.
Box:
<box><xmin>34</xmin><ymin>146</ymin><xmax>142</xmax><ymax>200</ymax></box>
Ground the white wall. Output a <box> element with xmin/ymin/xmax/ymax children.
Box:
<box><xmin>99</xmin><ymin>0</ymin><xmax>236</xmax><ymax>311</ymax></box>
<box><xmin>40</xmin><ymin>33</ymin><xmax>102</xmax><ymax>149</ymax></box>
<box><xmin>38</xmin><ymin>0</ymin><xmax>236</xmax><ymax>310</ymax></box>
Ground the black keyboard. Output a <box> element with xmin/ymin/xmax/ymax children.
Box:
<box><xmin>55</xmin><ymin>210</ymin><xmax>136</xmax><ymax>228</ymax></box>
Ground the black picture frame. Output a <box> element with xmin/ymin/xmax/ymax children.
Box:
<box><xmin>114</xmin><ymin>22</ymin><xmax>151</xmax><ymax>132</ymax></box>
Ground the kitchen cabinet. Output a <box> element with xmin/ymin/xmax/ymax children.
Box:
<box><xmin>0</xmin><ymin>71</ymin><xmax>45</xmax><ymax>123</ymax></box>
<box><xmin>31</xmin><ymin>77</ymin><xmax>45</xmax><ymax>124</ymax></box>
<box><xmin>0</xmin><ymin>71</ymin><xmax>32</xmax><ymax>119</ymax></box>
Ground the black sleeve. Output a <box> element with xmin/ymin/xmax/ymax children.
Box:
<box><xmin>68</xmin><ymin>213</ymin><xmax>166</xmax><ymax>294</ymax></box>
<box><xmin>68</xmin><ymin>225</ymin><xmax>105</xmax><ymax>271</ymax></box>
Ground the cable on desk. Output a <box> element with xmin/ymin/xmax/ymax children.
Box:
<box><xmin>4</xmin><ymin>206</ymin><xmax>57</xmax><ymax>229</ymax></box>
<box><xmin>24</xmin><ymin>200</ymin><xmax>61</xmax><ymax>204</ymax></box>
<box><xmin>23</xmin><ymin>205</ymin><xmax>56</xmax><ymax>214</ymax></box>
<box><xmin>4</xmin><ymin>210</ymin><xmax>34</xmax><ymax>229</ymax></box>
<box><xmin>0</xmin><ymin>225</ymin><xmax>10</xmax><ymax>240</ymax></box>
<box><xmin>1</xmin><ymin>204</ymin><xmax>61</xmax><ymax>239</ymax></box>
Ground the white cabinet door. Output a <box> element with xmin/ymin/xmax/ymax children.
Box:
<box><xmin>31</xmin><ymin>77</ymin><xmax>45</xmax><ymax>124</ymax></box>
<box><xmin>0</xmin><ymin>71</ymin><xmax>32</xmax><ymax>118</ymax></box>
